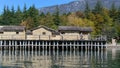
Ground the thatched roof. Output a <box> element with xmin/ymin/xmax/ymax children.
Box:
<box><xmin>0</xmin><ymin>26</ymin><xmax>25</xmax><ymax>32</ymax></box>
<box><xmin>58</xmin><ymin>26</ymin><xmax>93</xmax><ymax>32</ymax></box>
<box><xmin>30</xmin><ymin>25</ymin><xmax>59</xmax><ymax>35</ymax></box>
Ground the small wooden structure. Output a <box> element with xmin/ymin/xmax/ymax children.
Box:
<box><xmin>58</xmin><ymin>26</ymin><xmax>92</xmax><ymax>40</ymax></box>
<box><xmin>0</xmin><ymin>26</ymin><xmax>25</xmax><ymax>40</ymax></box>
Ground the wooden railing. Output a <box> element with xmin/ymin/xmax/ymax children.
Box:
<box><xmin>0</xmin><ymin>35</ymin><xmax>107</xmax><ymax>41</ymax></box>
<box><xmin>90</xmin><ymin>35</ymin><xmax>107</xmax><ymax>41</ymax></box>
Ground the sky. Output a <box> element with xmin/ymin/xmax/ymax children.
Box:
<box><xmin>0</xmin><ymin>0</ymin><xmax>74</xmax><ymax>13</ymax></box>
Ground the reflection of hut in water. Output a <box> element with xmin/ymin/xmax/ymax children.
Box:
<box><xmin>112</xmin><ymin>38</ymin><xmax>117</xmax><ymax>46</ymax></box>
<box><xmin>112</xmin><ymin>48</ymin><xmax>116</xmax><ymax>60</ymax></box>
<box><xmin>0</xmin><ymin>51</ymin><xmax>52</xmax><ymax>68</ymax></box>
<box><xmin>0</xmin><ymin>50</ymin><xmax>108</xmax><ymax>68</ymax></box>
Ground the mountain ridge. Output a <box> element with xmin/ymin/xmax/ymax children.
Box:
<box><xmin>39</xmin><ymin>0</ymin><xmax>120</xmax><ymax>14</ymax></box>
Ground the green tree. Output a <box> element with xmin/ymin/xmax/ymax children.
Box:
<box><xmin>84</xmin><ymin>1</ymin><xmax>91</xmax><ymax>18</ymax></box>
<box><xmin>87</xmin><ymin>12</ymin><xmax>96</xmax><ymax>21</ymax></box>
<box><xmin>26</xmin><ymin>5</ymin><xmax>39</xmax><ymax>28</ymax></box>
<box><xmin>10</xmin><ymin>6</ymin><xmax>17</xmax><ymax>25</ymax></box>
<box><xmin>15</xmin><ymin>5</ymin><xmax>23</xmax><ymax>25</ymax></box>
<box><xmin>1</xmin><ymin>6</ymin><xmax>11</xmax><ymax>25</ymax></box>
<box><xmin>11</xmin><ymin>6</ymin><xmax>15</xmax><ymax>15</ymax></box>
<box><xmin>23</xmin><ymin>4</ymin><xmax>28</xmax><ymax>20</ymax></box>
<box><xmin>53</xmin><ymin>6</ymin><xmax>61</xmax><ymax>29</ymax></box>
<box><xmin>40</xmin><ymin>12</ymin><xmax>45</xmax><ymax>17</ymax></box>
<box><xmin>110</xmin><ymin>2</ymin><xmax>117</xmax><ymax>21</ymax></box>
<box><xmin>23</xmin><ymin>5</ymin><xmax>39</xmax><ymax>28</ymax></box>
<box><xmin>114</xmin><ymin>7</ymin><xmax>120</xmax><ymax>38</ymax></box>
<box><xmin>101</xmin><ymin>8</ymin><xmax>115</xmax><ymax>39</ymax></box>
<box><xmin>92</xmin><ymin>0</ymin><xmax>103</xmax><ymax>14</ymax></box>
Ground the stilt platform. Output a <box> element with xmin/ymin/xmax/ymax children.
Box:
<box><xmin>0</xmin><ymin>40</ymin><xmax>106</xmax><ymax>51</ymax></box>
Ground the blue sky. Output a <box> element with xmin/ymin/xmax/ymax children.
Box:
<box><xmin>0</xmin><ymin>0</ymin><xmax>74</xmax><ymax>13</ymax></box>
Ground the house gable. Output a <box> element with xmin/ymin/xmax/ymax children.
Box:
<box><xmin>32</xmin><ymin>27</ymin><xmax>52</xmax><ymax>35</ymax></box>
<box><xmin>31</xmin><ymin>26</ymin><xmax>58</xmax><ymax>35</ymax></box>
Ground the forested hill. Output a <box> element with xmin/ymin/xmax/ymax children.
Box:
<box><xmin>39</xmin><ymin>0</ymin><xmax>120</xmax><ymax>14</ymax></box>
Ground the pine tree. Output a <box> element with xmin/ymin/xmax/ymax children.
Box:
<box><xmin>10</xmin><ymin>6</ymin><xmax>16</xmax><ymax>25</ymax></box>
<box><xmin>1</xmin><ymin>6</ymin><xmax>11</xmax><ymax>25</ymax></box>
<box><xmin>23</xmin><ymin>4</ymin><xmax>28</xmax><ymax>20</ymax></box>
<box><xmin>15</xmin><ymin>5</ymin><xmax>23</xmax><ymax>25</ymax></box>
<box><xmin>27</xmin><ymin>4</ymin><xmax>39</xmax><ymax>28</ymax></box>
<box><xmin>11</xmin><ymin>6</ymin><xmax>15</xmax><ymax>15</ymax></box>
<box><xmin>84</xmin><ymin>1</ymin><xmax>90</xmax><ymax>18</ymax></box>
<box><xmin>23</xmin><ymin>4</ymin><xmax>27</xmax><ymax>13</ymax></box>
<box><xmin>92</xmin><ymin>0</ymin><xmax>103</xmax><ymax>14</ymax></box>
<box><xmin>53</xmin><ymin>6</ymin><xmax>61</xmax><ymax>29</ymax></box>
<box><xmin>110</xmin><ymin>2</ymin><xmax>117</xmax><ymax>21</ymax></box>
<box><xmin>40</xmin><ymin>12</ymin><xmax>45</xmax><ymax>17</ymax></box>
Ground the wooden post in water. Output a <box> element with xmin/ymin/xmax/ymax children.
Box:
<box><xmin>62</xmin><ymin>42</ymin><xmax>64</xmax><ymax>50</ymax></box>
<box><xmin>81</xmin><ymin>42</ymin><xmax>83</xmax><ymax>50</ymax></box>
<box><xmin>88</xmin><ymin>42</ymin><xmax>90</xmax><ymax>50</ymax></box>
<box><xmin>42</xmin><ymin>41</ymin><xmax>44</xmax><ymax>50</ymax></box>
<box><xmin>101</xmin><ymin>42</ymin><xmax>103</xmax><ymax>50</ymax></box>
<box><xmin>35</xmin><ymin>41</ymin><xmax>37</xmax><ymax>50</ymax></box>
<box><xmin>97</xmin><ymin>42</ymin><xmax>100</xmax><ymax>51</ymax></box>
<box><xmin>45</xmin><ymin>41</ymin><xmax>47</xmax><ymax>50</ymax></box>
<box><xmin>25</xmin><ymin>41</ymin><xmax>27</xmax><ymax>51</ymax></box>
<box><xmin>49</xmin><ymin>41</ymin><xmax>50</xmax><ymax>50</ymax></box>
<box><xmin>22</xmin><ymin>41</ymin><xmax>25</xmax><ymax>51</ymax></box>
<box><xmin>95</xmin><ymin>42</ymin><xmax>97</xmax><ymax>51</ymax></box>
<box><xmin>53</xmin><ymin>41</ymin><xmax>55</xmax><ymax>50</ymax></box>
<box><xmin>85</xmin><ymin>42</ymin><xmax>87</xmax><ymax>51</ymax></box>
<box><xmin>32</xmin><ymin>41</ymin><xmax>33</xmax><ymax>50</ymax></box>
<box><xmin>3</xmin><ymin>40</ymin><xmax>6</xmax><ymax>50</ymax></box>
<box><xmin>74</xmin><ymin>41</ymin><xmax>75</xmax><ymax>50</ymax></box>
<box><xmin>70</xmin><ymin>42</ymin><xmax>72</xmax><ymax>50</ymax></box>
<box><xmin>57</xmin><ymin>41</ymin><xmax>59</xmax><ymax>50</ymax></box>
<box><xmin>28</xmin><ymin>41</ymin><xmax>30</xmax><ymax>51</ymax></box>
<box><xmin>39</xmin><ymin>41</ymin><xmax>40</xmax><ymax>51</ymax></box>
<box><xmin>8</xmin><ymin>41</ymin><xmax>10</xmax><ymax>50</ymax></box>
<box><xmin>0</xmin><ymin>41</ymin><xmax>2</xmax><ymax>50</ymax></box>
<box><xmin>0</xmin><ymin>41</ymin><xmax>1</xmax><ymax>50</ymax></box>
<box><xmin>65</xmin><ymin>42</ymin><xmax>67</xmax><ymax>50</ymax></box>
<box><xmin>12</xmin><ymin>41</ymin><xmax>14</xmax><ymax>51</ymax></box>
<box><xmin>13</xmin><ymin>41</ymin><xmax>15</xmax><ymax>51</ymax></box>
<box><xmin>20</xmin><ymin>41</ymin><xmax>22</xmax><ymax>51</ymax></box>
<box><xmin>77</xmin><ymin>41</ymin><xmax>79</xmax><ymax>50</ymax></box>
<box><xmin>15</xmin><ymin>41</ymin><xmax>17</xmax><ymax>50</ymax></box>
<box><xmin>91</xmin><ymin>42</ymin><xmax>92</xmax><ymax>50</ymax></box>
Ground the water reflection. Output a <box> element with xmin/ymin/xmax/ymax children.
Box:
<box><xmin>0</xmin><ymin>49</ymin><xmax>118</xmax><ymax>68</ymax></box>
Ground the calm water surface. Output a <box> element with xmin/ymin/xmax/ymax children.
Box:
<box><xmin>0</xmin><ymin>49</ymin><xmax>120</xmax><ymax>68</ymax></box>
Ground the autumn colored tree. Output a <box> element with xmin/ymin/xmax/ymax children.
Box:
<box><xmin>20</xmin><ymin>17</ymin><xmax>34</xmax><ymax>29</ymax></box>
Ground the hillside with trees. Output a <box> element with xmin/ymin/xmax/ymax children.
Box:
<box><xmin>0</xmin><ymin>1</ymin><xmax>120</xmax><ymax>40</ymax></box>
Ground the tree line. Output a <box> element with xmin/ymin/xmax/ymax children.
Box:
<box><xmin>0</xmin><ymin>1</ymin><xmax>120</xmax><ymax>39</ymax></box>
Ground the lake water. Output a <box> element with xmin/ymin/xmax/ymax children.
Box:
<box><xmin>0</xmin><ymin>49</ymin><xmax>120</xmax><ymax>68</ymax></box>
